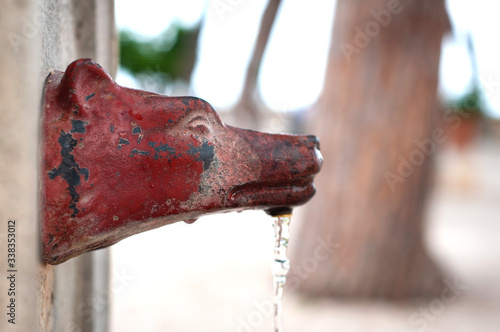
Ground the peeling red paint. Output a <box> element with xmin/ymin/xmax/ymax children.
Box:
<box><xmin>41</xmin><ymin>59</ymin><xmax>323</xmax><ymax>264</ymax></box>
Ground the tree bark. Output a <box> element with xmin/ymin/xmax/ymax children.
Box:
<box><xmin>233</xmin><ymin>0</ymin><xmax>281</xmax><ymax>130</ymax></box>
<box><xmin>291</xmin><ymin>0</ymin><xmax>450</xmax><ymax>299</ymax></box>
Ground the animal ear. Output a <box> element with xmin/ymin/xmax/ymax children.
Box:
<box><xmin>185</xmin><ymin>112</ymin><xmax>213</xmax><ymax>136</ymax></box>
<box><xmin>174</xmin><ymin>97</ymin><xmax>224</xmax><ymax>129</ymax></box>
<box><xmin>57</xmin><ymin>58</ymin><xmax>114</xmax><ymax>105</ymax></box>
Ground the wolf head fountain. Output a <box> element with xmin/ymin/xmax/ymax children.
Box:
<box><xmin>41</xmin><ymin>59</ymin><xmax>322</xmax><ymax>264</ymax></box>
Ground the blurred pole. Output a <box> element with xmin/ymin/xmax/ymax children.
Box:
<box><xmin>233</xmin><ymin>0</ymin><xmax>282</xmax><ymax>130</ymax></box>
<box><xmin>291</xmin><ymin>0</ymin><xmax>450</xmax><ymax>299</ymax></box>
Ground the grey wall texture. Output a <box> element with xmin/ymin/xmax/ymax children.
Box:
<box><xmin>0</xmin><ymin>1</ymin><xmax>116</xmax><ymax>331</ymax></box>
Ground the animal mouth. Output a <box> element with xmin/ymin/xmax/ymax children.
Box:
<box><xmin>227</xmin><ymin>176</ymin><xmax>316</xmax><ymax>208</ymax></box>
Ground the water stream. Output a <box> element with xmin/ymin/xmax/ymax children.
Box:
<box><xmin>271</xmin><ymin>213</ymin><xmax>292</xmax><ymax>332</ymax></box>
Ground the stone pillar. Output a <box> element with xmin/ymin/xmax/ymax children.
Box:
<box><xmin>0</xmin><ymin>1</ymin><xmax>117</xmax><ymax>331</ymax></box>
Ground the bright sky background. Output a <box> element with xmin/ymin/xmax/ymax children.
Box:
<box><xmin>442</xmin><ymin>0</ymin><xmax>500</xmax><ymax>118</ymax></box>
<box><xmin>115</xmin><ymin>0</ymin><xmax>500</xmax><ymax>118</ymax></box>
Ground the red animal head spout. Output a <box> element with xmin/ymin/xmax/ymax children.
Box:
<box><xmin>41</xmin><ymin>59</ymin><xmax>322</xmax><ymax>264</ymax></box>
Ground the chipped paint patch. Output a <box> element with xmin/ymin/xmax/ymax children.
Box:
<box><xmin>132</xmin><ymin>126</ymin><xmax>143</xmax><ymax>143</ymax></box>
<box><xmin>129</xmin><ymin>148</ymin><xmax>151</xmax><ymax>157</ymax></box>
<box><xmin>187</xmin><ymin>139</ymin><xmax>215</xmax><ymax>171</ymax></box>
<box><xmin>148</xmin><ymin>141</ymin><xmax>175</xmax><ymax>160</ymax></box>
<box><xmin>85</xmin><ymin>93</ymin><xmax>95</xmax><ymax>101</ymax></box>
<box><xmin>48</xmin><ymin>120</ymin><xmax>89</xmax><ymax>216</ymax></box>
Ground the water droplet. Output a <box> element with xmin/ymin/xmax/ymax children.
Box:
<box><xmin>184</xmin><ymin>218</ymin><xmax>198</xmax><ymax>224</ymax></box>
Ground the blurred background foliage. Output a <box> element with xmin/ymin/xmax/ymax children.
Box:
<box><xmin>119</xmin><ymin>23</ymin><xmax>200</xmax><ymax>85</ymax></box>
<box><xmin>449</xmin><ymin>86</ymin><xmax>485</xmax><ymax>115</ymax></box>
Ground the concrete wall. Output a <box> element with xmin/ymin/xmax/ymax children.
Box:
<box><xmin>0</xmin><ymin>1</ymin><xmax>116</xmax><ymax>331</ymax></box>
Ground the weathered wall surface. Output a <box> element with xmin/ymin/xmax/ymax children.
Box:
<box><xmin>0</xmin><ymin>1</ymin><xmax>40</xmax><ymax>330</ymax></box>
<box><xmin>0</xmin><ymin>1</ymin><xmax>116</xmax><ymax>331</ymax></box>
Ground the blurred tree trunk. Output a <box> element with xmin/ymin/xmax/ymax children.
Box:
<box><xmin>291</xmin><ymin>0</ymin><xmax>450</xmax><ymax>299</ymax></box>
<box><xmin>233</xmin><ymin>0</ymin><xmax>281</xmax><ymax>130</ymax></box>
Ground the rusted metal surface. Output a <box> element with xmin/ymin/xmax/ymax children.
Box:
<box><xmin>41</xmin><ymin>59</ymin><xmax>322</xmax><ymax>264</ymax></box>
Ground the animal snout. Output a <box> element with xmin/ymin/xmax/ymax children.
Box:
<box><xmin>229</xmin><ymin>126</ymin><xmax>322</xmax><ymax>181</ymax></box>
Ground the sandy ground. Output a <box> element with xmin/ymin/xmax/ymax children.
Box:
<box><xmin>110</xmin><ymin>139</ymin><xmax>500</xmax><ymax>332</ymax></box>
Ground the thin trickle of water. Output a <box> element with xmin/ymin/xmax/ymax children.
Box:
<box><xmin>271</xmin><ymin>213</ymin><xmax>291</xmax><ymax>332</ymax></box>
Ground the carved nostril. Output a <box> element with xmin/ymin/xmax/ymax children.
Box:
<box><xmin>306</xmin><ymin>135</ymin><xmax>320</xmax><ymax>150</ymax></box>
